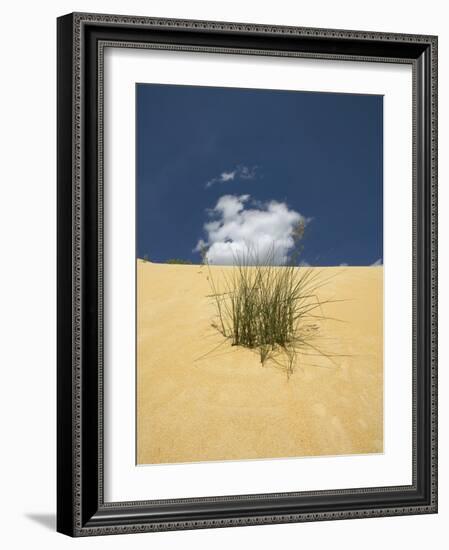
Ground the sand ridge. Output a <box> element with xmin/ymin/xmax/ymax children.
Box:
<box><xmin>137</xmin><ymin>261</ymin><xmax>383</xmax><ymax>464</ymax></box>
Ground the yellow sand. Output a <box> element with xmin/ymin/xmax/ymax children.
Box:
<box><xmin>137</xmin><ymin>261</ymin><xmax>383</xmax><ymax>464</ymax></box>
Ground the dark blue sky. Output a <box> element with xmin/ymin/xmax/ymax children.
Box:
<box><xmin>136</xmin><ymin>84</ymin><xmax>383</xmax><ymax>266</ymax></box>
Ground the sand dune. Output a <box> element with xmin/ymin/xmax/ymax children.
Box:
<box><xmin>137</xmin><ymin>261</ymin><xmax>383</xmax><ymax>464</ymax></box>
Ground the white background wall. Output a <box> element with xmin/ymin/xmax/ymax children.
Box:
<box><xmin>0</xmin><ymin>0</ymin><xmax>446</xmax><ymax>548</ymax></box>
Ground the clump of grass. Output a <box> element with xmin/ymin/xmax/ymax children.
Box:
<box><xmin>166</xmin><ymin>258</ymin><xmax>193</xmax><ymax>265</ymax></box>
<box><xmin>206</xmin><ymin>245</ymin><xmax>338</xmax><ymax>377</ymax></box>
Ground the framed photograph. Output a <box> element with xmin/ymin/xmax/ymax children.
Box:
<box><xmin>57</xmin><ymin>12</ymin><xmax>438</xmax><ymax>536</ymax></box>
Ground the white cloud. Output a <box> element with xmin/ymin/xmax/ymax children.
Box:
<box><xmin>205</xmin><ymin>165</ymin><xmax>257</xmax><ymax>188</ymax></box>
<box><xmin>371</xmin><ymin>258</ymin><xmax>383</xmax><ymax>266</ymax></box>
<box><xmin>220</xmin><ymin>171</ymin><xmax>236</xmax><ymax>182</ymax></box>
<box><xmin>195</xmin><ymin>194</ymin><xmax>308</xmax><ymax>265</ymax></box>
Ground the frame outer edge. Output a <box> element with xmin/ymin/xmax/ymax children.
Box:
<box><xmin>58</xmin><ymin>12</ymin><xmax>438</xmax><ymax>536</ymax></box>
<box><xmin>57</xmin><ymin>13</ymin><xmax>77</xmax><ymax>537</ymax></box>
<box><xmin>72</xmin><ymin>11</ymin><xmax>436</xmax><ymax>44</ymax></box>
<box><xmin>430</xmin><ymin>35</ymin><xmax>438</xmax><ymax>513</ymax></box>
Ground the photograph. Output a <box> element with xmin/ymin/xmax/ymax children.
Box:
<box><xmin>136</xmin><ymin>83</ymin><xmax>384</xmax><ymax>465</ymax></box>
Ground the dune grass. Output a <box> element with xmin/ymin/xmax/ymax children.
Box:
<box><xmin>166</xmin><ymin>258</ymin><xmax>193</xmax><ymax>265</ymax></box>
<box><xmin>206</xmin><ymin>247</ymin><xmax>340</xmax><ymax>377</ymax></box>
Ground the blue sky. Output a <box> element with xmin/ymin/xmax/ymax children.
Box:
<box><xmin>136</xmin><ymin>84</ymin><xmax>383</xmax><ymax>266</ymax></box>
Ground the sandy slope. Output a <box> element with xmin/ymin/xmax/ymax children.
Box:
<box><xmin>137</xmin><ymin>261</ymin><xmax>383</xmax><ymax>464</ymax></box>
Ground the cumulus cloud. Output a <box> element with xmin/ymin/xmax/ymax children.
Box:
<box><xmin>194</xmin><ymin>194</ymin><xmax>308</xmax><ymax>265</ymax></box>
<box><xmin>205</xmin><ymin>165</ymin><xmax>257</xmax><ymax>188</ymax></box>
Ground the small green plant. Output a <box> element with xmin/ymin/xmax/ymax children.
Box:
<box><xmin>166</xmin><ymin>258</ymin><xmax>193</xmax><ymax>265</ymax></box>
<box><xmin>206</xmin><ymin>244</ymin><xmax>339</xmax><ymax>377</ymax></box>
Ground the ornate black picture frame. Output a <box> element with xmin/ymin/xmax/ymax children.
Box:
<box><xmin>57</xmin><ymin>12</ymin><xmax>438</xmax><ymax>537</ymax></box>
